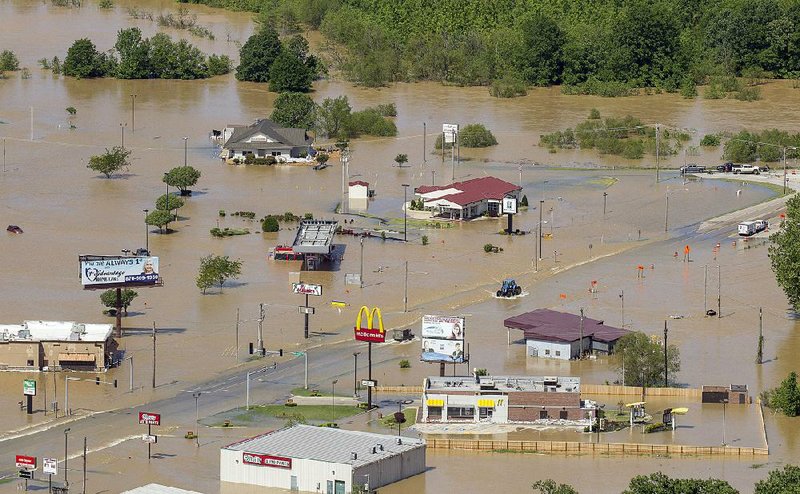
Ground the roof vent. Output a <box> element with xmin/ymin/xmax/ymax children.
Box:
<box><xmin>17</xmin><ymin>329</ymin><xmax>31</xmax><ymax>339</ymax></box>
<box><xmin>396</xmin><ymin>438</ymin><xmax>402</xmax><ymax>445</ymax></box>
<box><xmin>371</xmin><ymin>447</ymin><xmax>376</xmax><ymax>454</ymax></box>
<box><xmin>350</xmin><ymin>452</ymin><xmax>357</xmax><ymax>460</ymax></box>
<box><xmin>377</xmin><ymin>444</ymin><xmax>384</xmax><ymax>452</ymax></box>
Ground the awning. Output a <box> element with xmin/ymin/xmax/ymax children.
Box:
<box><xmin>426</xmin><ymin>399</ymin><xmax>444</xmax><ymax>407</ymax></box>
<box><xmin>478</xmin><ymin>399</ymin><xmax>495</xmax><ymax>408</ymax></box>
<box><xmin>58</xmin><ymin>353</ymin><xmax>96</xmax><ymax>362</ymax></box>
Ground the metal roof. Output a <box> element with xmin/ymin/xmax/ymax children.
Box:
<box><xmin>122</xmin><ymin>484</ymin><xmax>203</xmax><ymax>494</ymax></box>
<box><xmin>292</xmin><ymin>220</ymin><xmax>338</xmax><ymax>254</ymax></box>
<box><xmin>224</xmin><ymin>425</ymin><xmax>425</xmax><ymax>467</ymax></box>
<box><xmin>504</xmin><ymin>309</ymin><xmax>630</xmax><ymax>344</ymax></box>
<box><xmin>0</xmin><ymin>321</ymin><xmax>113</xmax><ymax>343</ymax></box>
<box><xmin>427</xmin><ymin>375</ymin><xmax>580</xmax><ymax>393</ymax></box>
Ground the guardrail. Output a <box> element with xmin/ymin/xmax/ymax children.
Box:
<box><xmin>425</xmin><ymin>438</ymin><xmax>768</xmax><ymax>456</ymax></box>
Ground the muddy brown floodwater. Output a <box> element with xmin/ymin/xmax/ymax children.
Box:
<box><xmin>2</xmin><ymin>1</ymin><xmax>800</xmax><ymax>493</ymax></box>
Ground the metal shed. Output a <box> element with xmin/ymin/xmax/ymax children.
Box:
<box><xmin>220</xmin><ymin>425</ymin><xmax>426</xmax><ymax>494</ymax></box>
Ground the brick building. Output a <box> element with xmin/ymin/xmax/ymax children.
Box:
<box><xmin>420</xmin><ymin>375</ymin><xmax>590</xmax><ymax>424</ymax></box>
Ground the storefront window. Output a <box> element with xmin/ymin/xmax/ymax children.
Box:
<box><xmin>447</xmin><ymin>406</ymin><xmax>474</xmax><ymax>419</ymax></box>
<box><xmin>428</xmin><ymin>406</ymin><xmax>442</xmax><ymax>418</ymax></box>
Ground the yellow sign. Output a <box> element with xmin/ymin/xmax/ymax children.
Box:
<box><xmin>477</xmin><ymin>399</ymin><xmax>495</xmax><ymax>408</ymax></box>
<box><xmin>427</xmin><ymin>399</ymin><xmax>444</xmax><ymax>407</ymax></box>
<box><xmin>354</xmin><ymin>306</ymin><xmax>385</xmax><ymax>342</ymax></box>
<box><xmin>331</xmin><ymin>301</ymin><xmax>347</xmax><ymax>308</ymax></box>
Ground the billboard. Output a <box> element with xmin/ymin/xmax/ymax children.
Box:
<box><xmin>242</xmin><ymin>453</ymin><xmax>292</xmax><ymax>469</ymax></box>
<box><xmin>80</xmin><ymin>256</ymin><xmax>159</xmax><ymax>287</ymax></box>
<box><xmin>422</xmin><ymin>315</ymin><xmax>465</xmax><ymax>340</ymax></box>
<box><xmin>502</xmin><ymin>196</ymin><xmax>517</xmax><ymax>214</ymax></box>
<box><xmin>292</xmin><ymin>282</ymin><xmax>322</xmax><ymax>296</ymax></box>
<box><xmin>422</xmin><ymin>338</ymin><xmax>465</xmax><ymax>363</ymax></box>
<box><xmin>23</xmin><ymin>379</ymin><xmax>36</xmax><ymax>396</ymax></box>
<box><xmin>138</xmin><ymin>411</ymin><xmax>161</xmax><ymax>425</ymax></box>
<box><xmin>354</xmin><ymin>306</ymin><xmax>385</xmax><ymax>343</ymax></box>
<box><xmin>15</xmin><ymin>455</ymin><xmax>36</xmax><ymax>469</ymax></box>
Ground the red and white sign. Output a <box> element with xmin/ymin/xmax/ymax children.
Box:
<box><xmin>242</xmin><ymin>452</ymin><xmax>292</xmax><ymax>469</ymax></box>
<box><xmin>354</xmin><ymin>328</ymin><xmax>386</xmax><ymax>343</ymax></box>
<box><xmin>15</xmin><ymin>455</ymin><xmax>36</xmax><ymax>469</ymax></box>
<box><xmin>292</xmin><ymin>283</ymin><xmax>322</xmax><ymax>297</ymax></box>
<box><xmin>138</xmin><ymin>412</ymin><xmax>161</xmax><ymax>425</ymax></box>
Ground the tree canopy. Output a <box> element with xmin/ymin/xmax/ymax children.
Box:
<box><xmin>63</xmin><ymin>38</ymin><xmax>112</xmax><ymax>78</ymax></box>
<box><xmin>163</xmin><ymin>165</ymin><xmax>202</xmax><ymax>195</ymax></box>
<box><xmin>269</xmin><ymin>49</ymin><xmax>313</xmax><ymax>92</ymax></box>
<box><xmin>196</xmin><ymin>254</ymin><xmax>242</xmax><ymax>293</ymax></box>
<box><xmin>763</xmin><ymin>371</ymin><xmax>800</xmax><ymax>417</ymax></box>
<box><xmin>754</xmin><ymin>465</ymin><xmax>800</xmax><ymax>494</ymax></box>
<box><xmin>145</xmin><ymin>209</ymin><xmax>173</xmax><ymax>233</ymax></box>
<box><xmin>769</xmin><ymin>194</ymin><xmax>800</xmax><ymax>310</ymax></box>
<box><xmin>271</xmin><ymin>92</ymin><xmax>317</xmax><ymax>129</ymax></box>
<box><xmin>624</xmin><ymin>472</ymin><xmax>738</xmax><ymax>494</ymax></box>
<box><xmin>87</xmin><ymin>146</ymin><xmax>132</xmax><ymax>178</ymax></box>
<box><xmin>613</xmin><ymin>332</ymin><xmax>680</xmax><ymax>387</ymax></box>
<box><xmin>100</xmin><ymin>289</ymin><xmax>138</xmax><ymax>315</ymax></box>
<box><xmin>236</xmin><ymin>26</ymin><xmax>282</xmax><ymax>82</ymax></box>
<box><xmin>156</xmin><ymin>194</ymin><xmax>185</xmax><ymax>212</ymax></box>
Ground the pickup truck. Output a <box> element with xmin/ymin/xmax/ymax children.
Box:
<box><xmin>734</xmin><ymin>164</ymin><xmax>761</xmax><ymax>175</ymax></box>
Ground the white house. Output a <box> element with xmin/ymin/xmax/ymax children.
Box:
<box><xmin>348</xmin><ymin>181</ymin><xmax>370</xmax><ymax>200</ymax></box>
<box><xmin>220</xmin><ymin>119</ymin><xmax>313</xmax><ymax>162</ymax></box>
<box><xmin>414</xmin><ymin>176</ymin><xmax>521</xmax><ymax>220</ymax></box>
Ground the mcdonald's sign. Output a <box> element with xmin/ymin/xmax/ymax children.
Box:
<box><xmin>354</xmin><ymin>306</ymin><xmax>385</xmax><ymax>343</ymax></box>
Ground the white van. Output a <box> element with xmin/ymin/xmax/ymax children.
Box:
<box><xmin>738</xmin><ymin>221</ymin><xmax>758</xmax><ymax>236</ymax></box>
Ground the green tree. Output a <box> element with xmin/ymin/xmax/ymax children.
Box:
<box><xmin>459</xmin><ymin>124</ymin><xmax>498</xmax><ymax>148</ymax></box>
<box><xmin>394</xmin><ymin>154</ymin><xmax>408</xmax><ymax>166</ymax></box>
<box><xmin>269</xmin><ymin>49</ymin><xmax>313</xmax><ymax>92</ymax></box>
<box><xmin>0</xmin><ymin>50</ymin><xmax>20</xmax><ymax>71</ymax></box>
<box><xmin>285</xmin><ymin>34</ymin><xmax>323</xmax><ymax>79</ymax></box>
<box><xmin>207</xmin><ymin>54</ymin><xmax>232</xmax><ymax>76</ymax></box>
<box><xmin>145</xmin><ymin>209</ymin><xmax>173</xmax><ymax>233</ymax></box>
<box><xmin>63</xmin><ymin>38</ymin><xmax>109</xmax><ymax>78</ymax></box>
<box><xmin>614</xmin><ymin>332</ymin><xmax>680</xmax><ymax>387</ymax></box>
<box><xmin>316</xmin><ymin>96</ymin><xmax>352</xmax><ymax>138</ymax></box>
<box><xmin>100</xmin><ymin>289</ymin><xmax>138</xmax><ymax>315</ymax></box>
<box><xmin>532</xmin><ymin>479</ymin><xmax>578</xmax><ymax>494</ymax></box>
<box><xmin>755</xmin><ymin>465</ymin><xmax>800</xmax><ymax>493</ymax></box>
<box><xmin>114</xmin><ymin>28</ymin><xmax>151</xmax><ymax>79</ymax></box>
<box><xmin>155</xmin><ymin>194</ymin><xmax>184</xmax><ymax>212</ymax></box>
<box><xmin>315</xmin><ymin>153</ymin><xmax>329</xmax><ymax>164</ymax></box>
<box><xmin>516</xmin><ymin>13</ymin><xmax>563</xmax><ymax>86</ymax></box>
<box><xmin>624</xmin><ymin>472</ymin><xmax>738</xmax><ymax>494</ymax></box>
<box><xmin>764</xmin><ymin>371</ymin><xmax>800</xmax><ymax>416</ymax></box>
<box><xmin>769</xmin><ymin>194</ymin><xmax>800</xmax><ymax>310</ymax></box>
<box><xmin>196</xmin><ymin>254</ymin><xmax>242</xmax><ymax>293</ymax></box>
<box><xmin>87</xmin><ymin>146</ymin><xmax>131</xmax><ymax>178</ymax></box>
<box><xmin>271</xmin><ymin>92</ymin><xmax>316</xmax><ymax>129</ymax></box>
<box><xmin>163</xmin><ymin>165</ymin><xmax>201</xmax><ymax>195</ymax></box>
<box><xmin>236</xmin><ymin>26</ymin><xmax>282</xmax><ymax>82</ymax></box>
<box><xmin>261</xmin><ymin>216</ymin><xmax>280</xmax><ymax>232</ymax></box>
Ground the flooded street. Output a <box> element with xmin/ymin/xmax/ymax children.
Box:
<box><xmin>2</xmin><ymin>1</ymin><xmax>800</xmax><ymax>492</ymax></box>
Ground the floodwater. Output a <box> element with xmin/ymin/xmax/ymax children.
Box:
<box><xmin>2</xmin><ymin>1</ymin><xmax>800</xmax><ymax>492</ymax></box>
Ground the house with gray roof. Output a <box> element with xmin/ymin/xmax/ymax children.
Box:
<box><xmin>221</xmin><ymin>119</ymin><xmax>314</xmax><ymax>162</ymax></box>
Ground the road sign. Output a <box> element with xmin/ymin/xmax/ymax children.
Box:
<box><xmin>361</xmin><ymin>379</ymin><xmax>377</xmax><ymax>387</ymax></box>
<box><xmin>502</xmin><ymin>196</ymin><xmax>518</xmax><ymax>214</ymax></box>
<box><xmin>42</xmin><ymin>457</ymin><xmax>57</xmax><ymax>475</ymax></box>
<box><xmin>138</xmin><ymin>411</ymin><xmax>161</xmax><ymax>425</ymax></box>
<box><xmin>23</xmin><ymin>379</ymin><xmax>36</xmax><ymax>396</ymax></box>
<box><xmin>15</xmin><ymin>455</ymin><xmax>36</xmax><ymax>469</ymax></box>
<box><xmin>19</xmin><ymin>470</ymin><xmax>33</xmax><ymax>479</ymax></box>
<box><xmin>298</xmin><ymin>306</ymin><xmax>315</xmax><ymax>315</ymax></box>
<box><xmin>291</xmin><ymin>351</ymin><xmax>305</xmax><ymax>357</ymax></box>
<box><xmin>292</xmin><ymin>283</ymin><xmax>322</xmax><ymax>296</ymax></box>
<box><xmin>141</xmin><ymin>434</ymin><xmax>158</xmax><ymax>444</ymax></box>
<box><xmin>442</xmin><ymin>123</ymin><xmax>459</xmax><ymax>143</ymax></box>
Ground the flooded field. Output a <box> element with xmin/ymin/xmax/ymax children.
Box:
<box><xmin>2</xmin><ymin>1</ymin><xmax>800</xmax><ymax>492</ymax></box>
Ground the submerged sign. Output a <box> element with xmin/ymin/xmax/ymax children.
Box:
<box><xmin>242</xmin><ymin>453</ymin><xmax>292</xmax><ymax>469</ymax></box>
<box><xmin>80</xmin><ymin>257</ymin><xmax>159</xmax><ymax>286</ymax></box>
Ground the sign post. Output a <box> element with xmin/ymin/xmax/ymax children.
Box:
<box><xmin>138</xmin><ymin>412</ymin><xmax>161</xmax><ymax>460</ymax></box>
<box><xmin>502</xmin><ymin>196</ymin><xmax>517</xmax><ymax>234</ymax></box>
<box><xmin>293</xmin><ymin>283</ymin><xmax>322</xmax><ymax>339</ymax></box>
<box><xmin>23</xmin><ymin>379</ymin><xmax>36</xmax><ymax>415</ymax></box>
<box><xmin>354</xmin><ymin>306</ymin><xmax>385</xmax><ymax>410</ymax></box>
<box><xmin>43</xmin><ymin>456</ymin><xmax>57</xmax><ymax>492</ymax></box>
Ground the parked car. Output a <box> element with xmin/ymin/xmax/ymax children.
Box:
<box><xmin>735</xmin><ymin>164</ymin><xmax>761</xmax><ymax>174</ymax></box>
<box><xmin>680</xmin><ymin>164</ymin><xmax>707</xmax><ymax>174</ymax></box>
<box><xmin>738</xmin><ymin>221</ymin><xmax>758</xmax><ymax>236</ymax></box>
<box><xmin>754</xmin><ymin>219</ymin><xmax>769</xmax><ymax>232</ymax></box>
<box><xmin>716</xmin><ymin>162</ymin><xmax>734</xmax><ymax>172</ymax></box>
<box><xmin>312</xmin><ymin>162</ymin><xmax>329</xmax><ymax>170</ymax></box>
<box><xmin>731</xmin><ymin>164</ymin><xmax>743</xmax><ymax>173</ymax></box>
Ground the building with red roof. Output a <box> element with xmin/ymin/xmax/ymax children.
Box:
<box><xmin>414</xmin><ymin>176</ymin><xmax>522</xmax><ymax>220</ymax></box>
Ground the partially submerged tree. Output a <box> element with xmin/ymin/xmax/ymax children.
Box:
<box><xmin>769</xmin><ymin>194</ymin><xmax>800</xmax><ymax>311</ymax></box>
<box><xmin>163</xmin><ymin>165</ymin><xmax>201</xmax><ymax>195</ymax></box>
<box><xmin>394</xmin><ymin>153</ymin><xmax>408</xmax><ymax>167</ymax></box>
<box><xmin>236</xmin><ymin>26</ymin><xmax>282</xmax><ymax>82</ymax></box>
<box><xmin>155</xmin><ymin>194</ymin><xmax>185</xmax><ymax>212</ymax></box>
<box><xmin>763</xmin><ymin>371</ymin><xmax>800</xmax><ymax>417</ymax></box>
<box><xmin>613</xmin><ymin>332</ymin><xmax>680</xmax><ymax>387</ymax></box>
<box><xmin>271</xmin><ymin>92</ymin><xmax>317</xmax><ymax>129</ymax></box>
<box><xmin>755</xmin><ymin>465</ymin><xmax>800</xmax><ymax>493</ymax></box>
<box><xmin>196</xmin><ymin>254</ymin><xmax>242</xmax><ymax>293</ymax></box>
<box><xmin>623</xmin><ymin>472</ymin><xmax>738</xmax><ymax>494</ymax></box>
<box><xmin>145</xmin><ymin>209</ymin><xmax>173</xmax><ymax>233</ymax></box>
<box><xmin>532</xmin><ymin>479</ymin><xmax>578</xmax><ymax>494</ymax></box>
<box><xmin>100</xmin><ymin>289</ymin><xmax>138</xmax><ymax>315</ymax></box>
<box><xmin>87</xmin><ymin>146</ymin><xmax>132</xmax><ymax>178</ymax></box>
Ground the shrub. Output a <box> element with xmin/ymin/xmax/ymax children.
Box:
<box><xmin>520</xmin><ymin>195</ymin><xmax>529</xmax><ymax>207</ymax></box>
<box><xmin>734</xmin><ymin>86</ymin><xmax>761</xmax><ymax>101</ymax></box>
<box><xmin>489</xmin><ymin>75</ymin><xmax>527</xmax><ymax>98</ymax></box>
<box><xmin>0</xmin><ymin>50</ymin><xmax>20</xmax><ymax>71</ymax></box>
<box><xmin>375</xmin><ymin>103</ymin><xmax>397</xmax><ymax>117</ymax></box>
<box><xmin>562</xmin><ymin>79</ymin><xmax>635</xmax><ymax>97</ymax></box>
<box><xmin>700</xmin><ymin>134</ymin><xmax>721</xmax><ymax>146</ymax></box>
<box><xmin>66</xmin><ymin>106</ymin><xmax>77</xmax><ymax>115</ymax></box>
<box><xmin>679</xmin><ymin>79</ymin><xmax>697</xmax><ymax>98</ymax></box>
<box><xmin>763</xmin><ymin>371</ymin><xmax>800</xmax><ymax>416</ymax></box>
<box><xmin>459</xmin><ymin>124</ymin><xmax>498</xmax><ymax>148</ymax></box>
<box><xmin>253</xmin><ymin>157</ymin><xmax>268</xmax><ymax>165</ymax></box>
<box><xmin>98</xmin><ymin>0</ymin><xmax>114</xmax><ymax>8</ymax></box>
<box><xmin>588</xmin><ymin>108</ymin><xmax>601</xmax><ymax>120</ymax></box>
<box><xmin>484</xmin><ymin>243</ymin><xmax>494</xmax><ymax>253</ymax></box>
<box><xmin>261</xmin><ymin>216</ymin><xmax>280</xmax><ymax>232</ymax></box>
<box><xmin>399</xmin><ymin>359</ymin><xmax>411</xmax><ymax>368</ymax></box>
<box><xmin>218</xmin><ymin>210</ymin><xmax>226</xmax><ymax>217</ymax></box>
<box><xmin>421</xmin><ymin>235</ymin><xmax>428</xmax><ymax>246</ymax></box>
<box><xmin>303</xmin><ymin>212</ymin><xmax>313</xmax><ymax>220</ymax></box>
<box><xmin>244</xmin><ymin>154</ymin><xmax>255</xmax><ymax>164</ymax></box>
<box><xmin>644</xmin><ymin>422</ymin><xmax>667</xmax><ymax>433</ymax></box>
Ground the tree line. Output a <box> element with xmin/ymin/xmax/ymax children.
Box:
<box><xmin>181</xmin><ymin>0</ymin><xmax>800</xmax><ymax>94</ymax></box>
<box><xmin>59</xmin><ymin>28</ymin><xmax>231</xmax><ymax>80</ymax></box>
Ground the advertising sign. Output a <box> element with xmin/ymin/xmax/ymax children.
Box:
<box><xmin>442</xmin><ymin>123</ymin><xmax>459</xmax><ymax>144</ymax></box>
<box><xmin>292</xmin><ymin>282</ymin><xmax>322</xmax><ymax>296</ymax></box>
<box><xmin>502</xmin><ymin>196</ymin><xmax>518</xmax><ymax>214</ymax></box>
<box><xmin>354</xmin><ymin>306</ymin><xmax>385</xmax><ymax>343</ymax></box>
<box><xmin>421</xmin><ymin>315</ymin><xmax>465</xmax><ymax>340</ymax></box>
<box><xmin>141</xmin><ymin>434</ymin><xmax>158</xmax><ymax>444</ymax></box>
<box><xmin>15</xmin><ymin>455</ymin><xmax>36</xmax><ymax>469</ymax></box>
<box><xmin>242</xmin><ymin>453</ymin><xmax>292</xmax><ymax>469</ymax></box>
<box><xmin>421</xmin><ymin>338</ymin><xmax>465</xmax><ymax>363</ymax></box>
<box><xmin>23</xmin><ymin>379</ymin><xmax>36</xmax><ymax>396</ymax></box>
<box><xmin>80</xmin><ymin>256</ymin><xmax>159</xmax><ymax>287</ymax></box>
<box><xmin>361</xmin><ymin>379</ymin><xmax>377</xmax><ymax>387</ymax></box>
<box><xmin>138</xmin><ymin>411</ymin><xmax>161</xmax><ymax>426</ymax></box>
<box><xmin>42</xmin><ymin>458</ymin><xmax>58</xmax><ymax>475</ymax></box>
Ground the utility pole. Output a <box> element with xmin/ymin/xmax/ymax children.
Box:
<box><xmin>360</xmin><ymin>237</ymin><xmax>364</xmax><ymax>288</ymax></box>
<box><xmin>127</xmin><ymin>355</ymin><xmax>134</xmax><ymax>392</ymax></box>
<box><xmin>664</xmin><ymin>194</ymin><xmax>669</xmax><ymax>232</ymax></box>
<box><xmin>183</xmin><ymin>136</ymin><xmax>188</xmax><ymax>167</ymax></box>
<box><xmin>539</xmin><ymin>200</ymin><xmax>544</xmax><ymax>260</ymax></box>
<box><xmin>663</xmin><ymin>321</ymin><xmax>668</xmax><ymax>387</ymax></box>
<box><xmin>403</xmin><ymin>260</ymin><xmax>408</xmax><ymax>313</ymax></box>
<box><xmin>130</xmin><ymin>94</ymin><xmax>137</xmax><ymax>133</ymax></box>
<box><xmin>257</xmin><ymin>303</ymin><xmax>265</xmax><ymax>356</ymax></box>
<box><xmin>64</xmin><ymin>428</ymin><xmax>70</xmax><ymax>490</ymax></box>
<box><xmin>655</xmin><ymin>124</ymin><xmax>660</xmax><ymax>184</ymax></box>
<box><xmin>235</xmin><ymin>308</ymin><xmax>240</xmax><ymax>361</ymax></box>
<box><xmin>579</xmin><ymin>308</ymin><xmax>585</xmax><ymax>358</ymax></box>
<box><xmin>152</xmin><ymin>322</ymin><xmax>157</xmax><ymax>389</ymax></box>
<box><xmin>120</xmin><ymin>122</ymin><xmax>126</xmax><ymax>148</ymax></box>
<box><xmin>603</xmin><ymin>192</ymin><xmax>608</xmax><ymax>216</ymax></box>
<box><xmin>83</xmin><ymin>436</ymin><xmax>87</xmax><ymax>494</ymax></box>
<box><xmin>718</xmin><ymin>265</ymin><xmax>722</xmax><ymax>318</ymax></box>
<box><xmin>423</xmin><ymin>122</ymin><xmax>426</xmax><ymax>165</ymax></box>
<box><xmin>619</xmin><ymin>290</ymin><xmax>624</xmax><ymax>328</ymax></box>
<box><xmin>757</xmin><ymin>306</ymin><xmax>764</xmax><ymax>364</ymax></box>
<box><xmin>704</xmin><ymin>265</ymin><xmax>708</xmax><ymax>313</ymax></box>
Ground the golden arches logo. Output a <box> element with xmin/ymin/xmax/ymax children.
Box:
<box><xmin>355</xmin><ymin>306</ymin><xmax>384</xmax><ymax>333</ymax></box>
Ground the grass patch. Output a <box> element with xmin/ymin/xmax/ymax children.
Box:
<box><xmin>714</xmin><ymin>177</ymin><xmax>789</xmax><ymax>197</ymax></box>
<box><xmin>379</xmin><ymin>408</ymin><xmax>417</xmax><ymax>430</ymax></box>
<box><xmin>291</xmin><ymin>387</ymin><xmax>326</xmax><ymax>397</ymax></box>
<box><xmin>240</xmin><ymin>404</ymin><xmax>362</xmax><ymax>423</ymax></box>
<box><xmin>587</xmin><ymin>176</ymin><xmax>619</xmax><ymax>188</ymax></box>
<box><xmin>210</xmin><ymin>227</ymin><xmax>249</xmax><ymax>237</ymax></box>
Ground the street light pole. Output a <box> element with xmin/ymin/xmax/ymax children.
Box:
<box><xmin>538</xmin><ymin>200</ymin><xmax>544</xmax><ymax>260</ymax></box>
<box><xmin>603</xmin><ymin>192</ymin><xmax>608</xmax><ymax>216</ymax></box>
<box><xmin>64</xmin><ymin>428</ymin><xmax>71</xmax><ymax>489</ymax></box>
<box><xmin>120</xmin><ymin>122</ymin><xmax>126</xmax><ymax>148</ymax></box>
<box><xmin>721</xmin><ymin>399</ymin><xmax>728</xmax><ymax>446</ymax></box>
<box><xmin>192</xmin><ymin>392</ymin><xmax>201</xmax><ymax>447</ymax></box>
<box><xmin>360</xmin><ymin>237</ymin><xmax>364</xmax><ymax>288</ymax></box>
<box><xmin>143</xmin><ymin>209</ymin><xmax>149</xmax><ymax>254</ymax></box>
<box><xmin>130</xmin><ymin>94</ymin><xmax>136</xmax><ymax>133</ymax></box>
<box><xmin>402</xmin><ymin>184</ymin><xmax>410</xmax><ymax>242</ymax></box>
<box><xmin>331</xmin><ymin>379</ymin><xmax>338</xmax><ymax>422</ymax></box>
<box><xmin>353</xmin><ymin>352</ymin><xmax>360</xmax><ymax>398</ymax></box>
<box><xmin>183</xmin><ymin>137</ymin><xmax>188</xmax><ymax>167</ymax></box>
<box><xmin>619</xmin><ymin>290</ymin><xmax>624</xmax><ymax>328</ymax></box>
<box><xmin>663</xmin><ymin>321</ymin><xmax>668</xmax><ymax>387</ymax></box>
<box><xmin>127</xmin><ymin>355</ymin><xmax>134</xmax><ymax>392</ymax></box>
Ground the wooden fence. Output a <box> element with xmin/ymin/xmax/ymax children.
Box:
<box><xmin>581</xmin><ymin>384</ymin><xmax>702</xmax><ymax>398</ymax></box>
<box><xmin>376</xmin><ymin>386</ymin><xmax>423</xmax><ymax>394</ymax></box>
<box><xmin>425</xmin><ymin>438</ymin><xmax>768</xmax><ymax>457</ymax></box>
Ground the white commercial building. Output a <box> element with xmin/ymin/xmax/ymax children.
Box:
<box><xmin>220</xmin><ymin>425</ymin><xmax>426</xmax><ymax>494</ymax></box>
